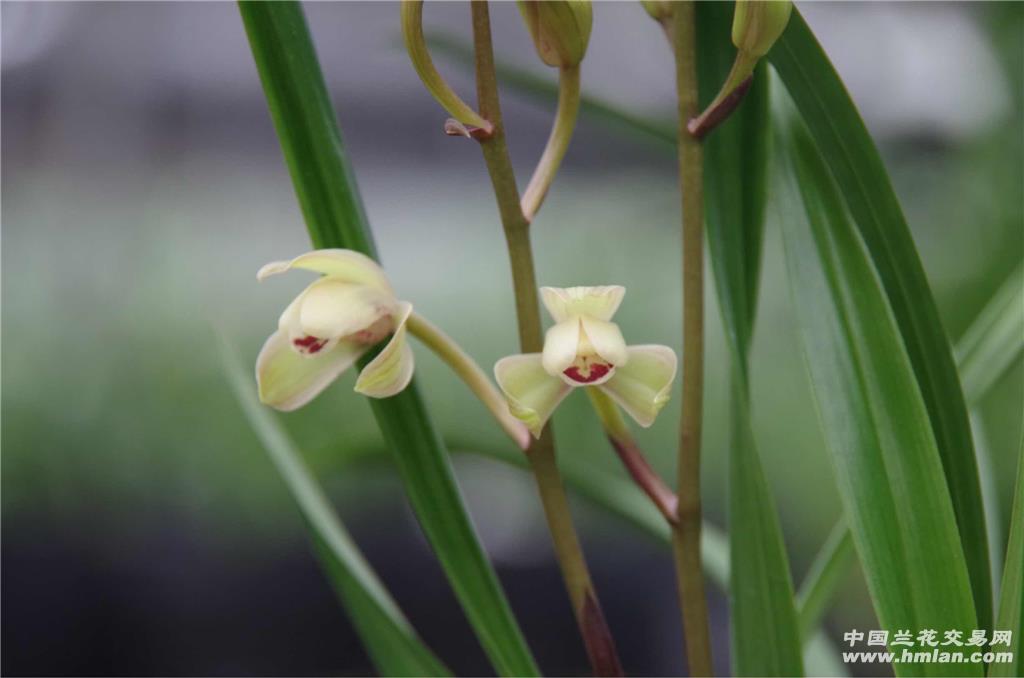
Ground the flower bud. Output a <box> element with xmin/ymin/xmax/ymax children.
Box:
<box><xmin>638</xmin><ymin>0</ymin><xmax>672</xmax><ymax>22</ymax></box>
<box><xmin>731</xmin><ymin>0</ymin><xmax>793</xmax><ymax>59</ymax></box>
<box><xmin>517</xmin><ymin>0</ymin><xmax>593</xmax><ymax>69</ymax></box>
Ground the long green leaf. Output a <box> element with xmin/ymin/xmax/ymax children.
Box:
<box><xmin>794</xmin><ymin>259</ymin><xmax>1024</xmax><ymax>638</ymax></box>
<box><xmin>697</xmin><ymin>3</ymin><xmax>802</xmax><ymax>675</ymax></box>
<box><xmin>769</xmin><ymin>10</ymin><xmax>991</xmax><ymax>628</ymax></box>
<box><xmin>774</xmin><ymin>82</ymin><xmax>980</xmax><ymax>676</ymax></box>
<box><xmin>957</xmin><ymin>265</ymin><xmax>1024</xmax><ymax>406</ymax></box>
<box><xmin>220</xmin><ymin>338</ymin><xmax>449</xmax><ymax>676</ymax></box>
<box><xmin>238</xmin><ymin>4</ymin><xmax>537</xmax><ymax>675</ymax></box>
<box><xmin>989</xmin><ymin>433</ymin><xmax>1024</xmax><ymax>678</ymax></box>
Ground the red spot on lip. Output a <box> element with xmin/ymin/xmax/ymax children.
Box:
<box><xmin>564</xmin><ymin>363</ymin><xmax>612</xmax><ymax>384</ymax></box>
<box><xmin>293</xmin><ymin>335</ymin><xmax>327</xmax><ymax>354</ymax></box>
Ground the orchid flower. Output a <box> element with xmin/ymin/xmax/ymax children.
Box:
<box><xmin>495</xmin><ymin>286</ymin><xmax>678</xmax><ymax>438</ymax></box>
<box><xmin>256</xmin><ymin>249</ymin><xmax>414</xmax><ymax>410</ymax></box>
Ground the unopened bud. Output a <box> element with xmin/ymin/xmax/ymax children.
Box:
<box><xmin>732</xmin><ymin>0</ymin><xmax>792</xmax><ymax>59</ymax></box>
<box><xmin>517</xmin><ymin>0</ymin><xmax>593</xmax><ymax>69</ymax></box>
<box><xmin>688</xmin><ymin>0</ymin><xmax>792</xmax><ymax>138</ymax></box>
<box><xmin>638</xmin><ymin>0</ymin><xmax>673</xmax><ymax>22</ymax></box>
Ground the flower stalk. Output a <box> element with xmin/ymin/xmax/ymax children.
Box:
<box><xmin>587</xmin><ymin>388</ymin><xmax>679</xmax><ymax>525</ymax></box>
<box><xmin>469</xmin><ymin>2</ymin><xmax>622</xmax><ymax>675</ymax></box>
<box><xmin>406</xmin><ymin>311</ymin><xmax>531</xmax><ymax>450</ymax></box>
<box><xmin>521</xmin><ymin>64</ymin><xmax>581</xmax><ymax>221</ymax></box>
<box><xmin>401</xmin><ymin>0</ymin><xmax>493</xmax><ymax>136</ymax></box>
<box><xmin>671</xmin><ymin>2</ymin><xmax>715</xmax><ymax>675</ymax></box>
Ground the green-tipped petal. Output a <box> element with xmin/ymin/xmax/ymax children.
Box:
<box><xmin>257</xmin><ymin>330</ymin><xmax>365</xmax><ymax>411</ymax></box>
<box><xmin>494</xmin><ymin>353</ymin><xmax>573</xmax><ymax>438</ymax></box>
<box><xmin>258</xmin><ymin>249</ymin><xmax>394</xmax><ymax>295</ymax></box>
<box><xmin>542</xmin><ymin>318</ymin><xmax>582</xmax><ymax>376</ymax></box>
<box><xmin>355</xmin><ymin>302</ymin><xmax>415</xmax><ymax>398</ymax></box>
<box><xmin>580</xmin><ymin>317</ymin><xmax>628</xmax><ymax>367</ymax></box>
<box><xmin>597</xmin><ymin>345</ymin><xmax>677</xmax><ymax>427</ymax></box>
<box><xmin>540</xmin><ymin>285</ymin><xmax>625</xmax><ymax>323</ymax></box>
<box><xmin>298</xmin><ymin>278</ymin><xmax>395</xmax><ymax>339</ymax></box>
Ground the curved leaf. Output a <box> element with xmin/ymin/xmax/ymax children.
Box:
<box><xmin>769</xmin><ymin>10</ymin><xmax>991</xmax><ymax>628</ymax></box>
<box><xmin>221</xmin><ymin>338</ymin><xmax>449</xmax><ymax>677</ymax></box>
<box><xmin>238</xmin><ymin>4</ymin><xmax>538</xmax><ymax>675</ymax></box>
<box><xmin>774</xmin><ymin>82</ymin><xmax>979</xmax><ymax>676</ymax></box>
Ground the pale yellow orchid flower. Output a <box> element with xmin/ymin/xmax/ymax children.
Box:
<box><xmin>256</xmin><ymin>249</ymin><xmax>414</xmax><ymax>410</ymax></box>
<box><xmin>494</xmin><ymin>286</ymin><xmax>678</xmax><ymax>438</ymax></box>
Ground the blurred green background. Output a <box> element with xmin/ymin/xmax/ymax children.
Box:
<box><xmin>2</xmin><ymin>1</ymin><xmax>1021</xmax><ymax>675</ymax></box>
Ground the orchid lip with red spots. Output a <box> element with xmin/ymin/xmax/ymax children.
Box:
<box><xmin>495</xmin><ymin>285</ymin><xmax>678</xmax><ymax>438</ymax></box>
<box><xmin>255</xmin><ymin>249</ymin><xmax>416</xmax><ymax>410</ymax></box>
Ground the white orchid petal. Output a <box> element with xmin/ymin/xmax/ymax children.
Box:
<box><xmin>298</xmin><ymin>278</ymin><xmax>394</xmax><ymax>339</ymax></box>
<box><xmin>540</xmin><ymin>285</ymin><xmax>625</xmax><ymax>322</ymax></box>
<box><xmin>541</xmin><ymin>318</ymin><xmax>581</xmax><ymax>376</ymax></box>
<box><xmin>257</xmin><ymin>330</ymin><xmax>365</xmax><ymax>411</ymax></box>
<box><xmin>581</xmin><ymin>317</ymin><xmax>629</xmax><ymax>367</ymax></box>
<box><xmin>598</xmin><ymin>345</ymin><xmax>677</xmax><ymax>428</ymax></box>
<box><xmin>277</xmin><ymin>290</ymin><xmax>305</xmax><ymax>334</ymax></box>
<box><xmin>258</xmin><ymin>249</ymin><xmax>394</xmax><ymax>295</ymax></box>
<box><xmin>354</xmin><ymin>302</ymin><xmax>415</xmax><ymax>398</ymax></box>
<box><xmin>494</xmin><ymin>353</ymin><xmax>572</xmax><ymax>438</ymax></box>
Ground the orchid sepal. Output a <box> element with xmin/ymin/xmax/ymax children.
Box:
<box><xmin>256</xmin><ymin>249</ymin><xmax>415</xmax><ymax>410</ymax></box>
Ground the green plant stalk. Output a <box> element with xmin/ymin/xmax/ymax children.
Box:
<box><xmin>670</xmin><ymin>3</ymin><xmax>715</xmax><ymax>675</ymax></box>
<box><xmin>238</xmin><ymin>3</ymin><xmax>537</xmax><ymax>675</ymax></box>
<box><xmin>407</xmin><ymin>311</ymin><xmax>530</xmax><ymax>450</ymax></box>
<box><xmin>469</xmin><ymin>2</ymin><xmax>621</xmax><ymax>675</ymax></box>
<box><xmin>521</xmin><ymin>64</ymin><xmax>581</xmax><ymax>221</ymax></box>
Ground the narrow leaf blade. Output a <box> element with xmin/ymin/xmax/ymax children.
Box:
<box><xmin>769</xmin><ymin>10</ymin><xmax>992</xmax><ymax>628</ymax></box>
<box><xmin>989</xmin><ymin>434</ymin><xmax>1024</xmax><ymax>678</ymax></box>
<box><xmin>238</xmin><ymin>4</ymin><xmax>538</xmax><ymax>674</ymax></box>
<box><xmin>774</xmin><ymin>83</ymin><xmax>980</xmax><ymax>676</ymax></box>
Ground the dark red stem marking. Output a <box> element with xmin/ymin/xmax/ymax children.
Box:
<box><xmin>581</xmin><ymin>588</ymin><xmax>625</xmax><ymax>677</ymax></box>
<box><xmin>687</xmin><ymin>74</ymin><xmax>753</xmax><ymax>139</ymax></box>
<box><xmin>609</xmin><ymin>435</ymin><xmax>679</xmax><ymax>525</ymax></box>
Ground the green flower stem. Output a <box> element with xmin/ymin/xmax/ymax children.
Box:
<box><xmin>670</xmin><ymin>3</ymin><xmax>715</xmax><ymax>675</ymax></box>
<box><xmin>521</xmin><ymin>64</ymin><xmax>582</xmax><ymax>222</ymax></box>
<box><xmin>587</xmin><ymin>388</ymin><xmax>679</xmax><ymax>525</ymax></box>
<box><xmin>469</xmin><ymin>2</ymin><xmax>622</xmax><ymax>675</ymax></box>
<box><xmin>406</xmin><ymin>311</ymin><xmax>530</xmax><ymax>450</ymax></box>
<box><xmin>401</xmin><ymin>0</ymin><xmax>493</xmax><ymax>135</ymax></box>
